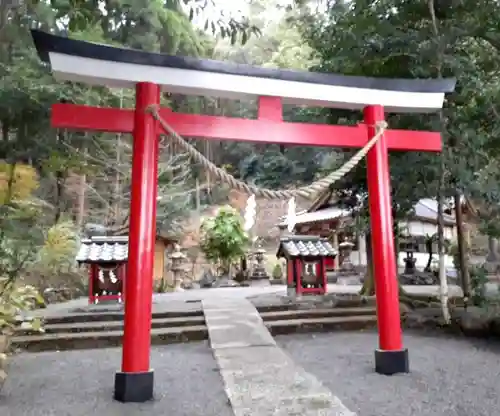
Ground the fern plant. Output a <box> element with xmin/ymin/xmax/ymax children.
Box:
<box><xmin>1</xmin><ymin>279</ymin><xmax>44</xmax><ymax>391</ymax></box>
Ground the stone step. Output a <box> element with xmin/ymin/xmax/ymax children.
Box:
<box><xmin>266</xmin><ymin>315</ymin><xmax>378</xmax><ymax>336</ymax></box>
<box><xmin>11</xmin><ymin>325</ymin><xmax>209</xmax><ymax>353</ymax></box>
<box><xmin>255</xmin><ymin>296</ymin><xmax>375</xmax><ymax>313</ymax></box>
<box><xmin>14</xmin><ymin>307</ymin><xmax>378</xmax><ymax>353</ymax></box>
<box><xmin>43</xmin><ymin>309</ymin><xmax>203</xmax><ymax>325</ymax></box>
<box><xmin>259</xmin><ymin>306</ymin><xmax>376</xmax><ymax>322</ymax></box>
<box><xmin>16</xmin><ymin>316</ymin><xmax>206</xmax><ymax>335</ymax></box>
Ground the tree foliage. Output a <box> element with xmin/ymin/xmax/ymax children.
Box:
<box><xmin>0</xmin><ymin>0</ymin><xmax>260</xmax><ymax>291</ymax></box>
<box><xmin>293</xmin><ymin>0</ymin><xmax>500</xmax><ymax>232</ymax></box>
<box><xmin>2</xmin><ymin>0</ymin><xmax>500</xmax><ymax>300</ymax></box>
<box><xmin>199</xmin><ymin>206</ymin><xmax>249</xmax><ymax>275</ymax></box>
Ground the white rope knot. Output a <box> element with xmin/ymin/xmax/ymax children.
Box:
<box><xmin>375</xmin><ymin>120</ymin><xmax>388</xmax><ymax>133</ymax></box>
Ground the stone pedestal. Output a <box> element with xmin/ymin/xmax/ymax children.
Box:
<box><xmin>486</xmin><ymin>237</ymin><xmax>499</xmax><ymax>262</ymax></box>
<box><xmin>485</xmin><ymin>237</ymin><xmax>500</xmax><ymax>273</ymax></box>
<box><xmin>250</xmin><ymin>248</ymin><xmax>269</xmax><ymax>280</ymax></box>
<box><xmin>169</xmin><ymin>244</ymin><xmax>187</xmax><ymax>291</ymax></box>
<box><xmin>357</xmin><ymin>233</ymin><xmax>366</xmax><ymax>266</ymax></box>
<box><xmin>339</xmin><ymin>240</ymin><xmax>355</xmax><ymax>272</ymax></box>
<box><xmin>331</xmin><ymin>232</ymin><xmax>339</xmax><ymax>270</ymax></box>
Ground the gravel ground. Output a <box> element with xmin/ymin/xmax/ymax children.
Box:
<box><xmin>278</xmin><ymin>331</ymin><xmax>500</xmax><ymax>416</ymax></box>
<box><xmin>0</xmin><ymin>342</ymin><xmax>232</xmax><ymax>416</ymax></box>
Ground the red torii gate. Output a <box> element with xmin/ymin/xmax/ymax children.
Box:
<box><xmin>31</xmin><ymin>30</ymin><xmax>455</xmax><ymax>403</ymax></box>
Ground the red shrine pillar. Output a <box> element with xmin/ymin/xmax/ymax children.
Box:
<box><xmin>114</xmin><ymin>82</ymin><xmax>160</xmax><ymax>402</ymax></box>
<box><xmin>364</xmin><ymin>105</ymin><xmax>409</xmax><ymax>375</ymax></box>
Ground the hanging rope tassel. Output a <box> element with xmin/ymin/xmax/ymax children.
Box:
<box><xmin>147</xmin><ymin>105</ymin><xmax>387</xmax><ymax>200</ymax></box>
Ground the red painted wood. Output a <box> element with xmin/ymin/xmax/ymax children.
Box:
<box><xmin>321</xmin><ymin>258</ymin><xmax>327</xmax><ymax>292</ymax></box>
<box><xmin>315</xmin><ymin>261</ymin><xmax>321</xmax><ymax>278</ymax></box>
<box><xmin>89</xmin><ymin>264</ymin><xmax>95</xmax><ymax>305</ymax></box>
<box><xmin>121</xmin><ymin>82</ymin><xmax>159</xmax><ymax>374</ymax></box>
<box><xmin>287</xmin><ymin>260</ymin><xmax>294</xmax><ymax>287</ymax></box>
<box><xmin>294</xmin><ymin>259</ymin><xmax>302</xmax><ymax>296</ymax></box>
<box><xmin>258</xmin><ymin>96</ymin><xmax>283</xmax><ymax>121</ymax></box>
<box><xmin>364</xmin><ymin>105</ymin><xmax>403</xmax><ymax>352</ymax></box>
<box><xmin>324</xmin><ymin>257</ymin><xmax>335</xmax><ymax>270</ymax></box>
<box><xmin>51</xmin><ymin>103</ymin><xmax>442</xmax><ymax>152</ymax></box>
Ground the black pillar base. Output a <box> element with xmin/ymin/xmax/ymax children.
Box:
<box><xmin>114</xmin><ymin>370</ymin><xmax>154</xmax><ymax>403</ymax></box>
<box><xmin>374</xmin><ymin>348</ymin><xmax>409</xmax><ymax>375</ymax></box>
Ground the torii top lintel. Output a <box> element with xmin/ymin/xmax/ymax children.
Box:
<box><xmin>32</xmin><ymin>30</ymin><xmax>455</xmax><ymax>113</ymax></box>
<box><xmin>31</xmin><ymin>30</ymin><xmax>456</xmax><ymax>152</ymax></box>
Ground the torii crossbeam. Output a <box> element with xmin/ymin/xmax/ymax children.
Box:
<box><xmin>31</xmin><ymin>29</ymin><xmax>455</xmax><ymax>403</ymax></box>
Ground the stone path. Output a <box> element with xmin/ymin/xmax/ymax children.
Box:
<box><xmin>279</xmin><ymin>331</ymin><xmax>500</xmax><ymax>416</ymax></box>
<box><xmin>33</xmin><ymin>284</ymin><xmax>466</xmax><ymax>318</ymax></box>
<box><xmin>203</xmin><ymin>298</ymin><xmax>355</xmax><ymax>415</ymax></box>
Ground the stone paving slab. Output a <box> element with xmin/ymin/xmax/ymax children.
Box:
<box><xmin>203</xmin><ymin>298</ymin><xmax>356</xmax><ymax>416</ymax></box>
<box><xmin>203</xmin><ymin>299</ymin><xmax>275</xmax><ymax>349</ymax></box>
<box><xmin>216</xmin><ymin>346</ymin><xmax>354</xmax><ymax>416</ymax></box>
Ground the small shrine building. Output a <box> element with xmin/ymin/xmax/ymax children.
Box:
<box><xmin>277</xmin><ymin>235</ymin><xmax>337</xmax><ymax>296</ymax></box>
<box><xmin>76</xmin><ymin>235</ymin><xmax>176</xmax><ymax>304</ymax></box>
<box><xmin>279</xmin><ymin>188</ymin><xmax>459</xmax><ymax>271</ymax></box>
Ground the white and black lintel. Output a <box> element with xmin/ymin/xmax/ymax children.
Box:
<box><xmin>31</xmin><ymin>30</ymin><xmax>456</xmax><ymax>114</ymax></box>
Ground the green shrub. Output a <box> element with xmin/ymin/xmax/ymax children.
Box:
<box><xmin>272</xmin><ymin>263</ymin><xmax>283</xmax><ymax>280</ymax></box>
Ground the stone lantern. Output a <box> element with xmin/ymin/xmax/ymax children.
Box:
<box><xmin>403</xmin><ymin>241</ymin><xmax>417</xmax><ymax>275</ymax></box>
<box><xmin>338</xmin><ymin>240</ymin><xmax>355</xmax><ymax>272</ymax></box>
<box><xmin>277</xmin><ymin>222</ymin><xmax>290</xmax><ymax>237</ymax></box>
<box><xmin>250</xmin><ymin>246</ymin><xmax>269</xmax><ymax>280</ymax></box>
<box><xmin>169</xmin><ymin>244</ymin><xmax>187</xmax><ymax>291</ymax></box>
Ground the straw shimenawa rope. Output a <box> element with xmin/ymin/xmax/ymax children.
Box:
<box><xmin>147</xmin><ymin>105</ymin><xmax>387</xmax><ymax>200</ymax></box>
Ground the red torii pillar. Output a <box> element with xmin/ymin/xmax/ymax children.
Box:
<box><xmin>116</xmin><ymin>82</ymin><xmax>160</xmax><ymax>400</ymax></box>
<box><xmin>52</xmin><ymin>95</ymin><xmax>439</xmax><ymax>383</ymax></box>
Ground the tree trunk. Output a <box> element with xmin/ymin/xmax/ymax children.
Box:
<box><xmin>424</xmin><ymin>236</ymin><xmax>433</xmax><ymax>272</ymax></box>
<box><xmin>220</xmin><ymin>259</ymin><xmax>231</xmax><ymax>278</ymax></box>
<box><xmin>437</xmin><ymin>164</ymin><xmax>450</xmax><ymax>323</ymax></box>
<box><xmin>112</xmin><ymin>92</ymin><xmax>124</xmax><ymax>225</ymax></box>
<box><xmin>76</xmin><ymin>145</ymin><xmax>87</xmax><ymax>230</ymax></box>
<box><xmin>454</xmin><ymin>190</ymin><xmax>471</xmax><ymax>299</ymax></box>
<box><xmin>429</xmin><ymin>0</ymin><xmax>450</xmax><ymax>323</ymax></box>
<box><xmin>5</xmin><ymin>162</ymin><xmax>15</xmax><ymax>204</ymax></box>
<box><xmin>54</xmin><ymin>170</ymin><xmax>65</xmax><ymax>224</ymax></box>
<box><xmin>0</xmin><ymin>120</ymin><xmax>8</xmax><ymax>160</ymax></box>
<box><xmin>360</xmin><ymin>229</ymin><xmax>408</xmax><ymax>298</ymax></box>
<box><xmin>393</xmin><ymin>220</ymin><xmax>400</xmax><ymax>273</ymax></box>
<box><xmin>360</xmin><ymin>232</ymin><xmax>374</xmax><ymax>295</ymax></box>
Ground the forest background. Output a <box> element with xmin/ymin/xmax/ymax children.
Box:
<box><xmin>2</xmin><ymin>0</ymin><xmax>500</xmax><ymax>293</ymax></box>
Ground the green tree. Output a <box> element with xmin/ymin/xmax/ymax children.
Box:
<box><xmin>199</xmin><ymin>206</ymin><xmax>249</xmax><ymax>276</ymax></box>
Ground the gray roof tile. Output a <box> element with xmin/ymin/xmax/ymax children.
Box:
<box><xmin>76</xmin><ymin>237</ymin><xmax>128</xmax><ymax>263</ymax></box>
<box><xmin>277</xmin><ymin>235</ymin><xmax>337</xmax><ymax>258</ymax></box>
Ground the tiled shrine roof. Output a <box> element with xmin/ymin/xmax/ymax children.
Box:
<box><xmin>276</xmin><ymin>235</ymin><xmax>337</xmax><ymax>259</ymax></box>
<box><xmin>76</xmin><ymin>236</ymin><xmax>128</xmax><ymax>263</ymax></box>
